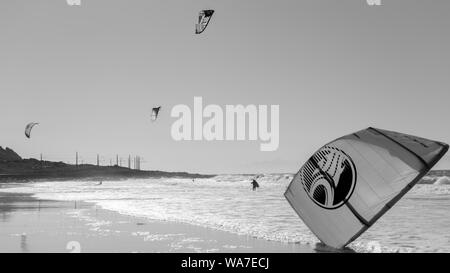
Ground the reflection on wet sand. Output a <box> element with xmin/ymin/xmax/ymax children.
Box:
<box><xmin>0</xmin><ymin>192</ymin><xmax>91</xmax><ymax>253</ymax></box>
<box><xmin>20</xmin><ymin>233</ymin><xmax>28</xmax><ymax>252</ymax></box>
<box><xmin>0</xmin><ymin>191</ymin><xmax>311</xmax><ymax>253</ymax></box>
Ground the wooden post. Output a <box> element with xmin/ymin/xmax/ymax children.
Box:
<box><xmin>97</xmin><ymin>154</ymin><xmax>99</xmax><ymax>166</ymax></box>
<box><xmin>76</xmin><ymin>152</ymin><xmax>78</xmax><ymax>166</ymax></box>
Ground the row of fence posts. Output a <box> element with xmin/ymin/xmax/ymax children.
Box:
<box><xmin>38</xmin><ymin>152</ymin><xmax>142</xmax><ymax>170</ymax></box>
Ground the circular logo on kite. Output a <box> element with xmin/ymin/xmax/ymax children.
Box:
<box><xmin>299</xmin><ymin>146</ymin><xmax>357</xmax><ymax>210</ymax></box>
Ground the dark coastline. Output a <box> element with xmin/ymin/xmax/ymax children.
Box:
<box><xmin>0</xmin><ymin>158</ymin><xmax>215</xmax><ymax>183</ymax></box>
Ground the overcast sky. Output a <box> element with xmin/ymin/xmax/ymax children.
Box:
<box><xmin>1</xmin><ymin>0</ymin><xmax>449</xmax><ymax>174</ymax></box>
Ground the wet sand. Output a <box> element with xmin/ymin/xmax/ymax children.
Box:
<box><xmin>0</xmin><ymin>192</ymin><xmax>313</xmax><ymax>253</ymax></box>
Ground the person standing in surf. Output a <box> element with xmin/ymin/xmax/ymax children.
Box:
<box><xmin>251</xmin><ymin>179</ymin><xmax>260</xmax><ymax>191</ymax></box>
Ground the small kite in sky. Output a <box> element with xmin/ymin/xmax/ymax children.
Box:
<box><xmin>151</xmin><ymin>107</ymin><xmax>161</xmax><ymax>122</ymax></box>
<box><xmin>195</xmin><ymin>10</ymin><xmax>215</xmax><ymax>34</ymax></box>
<box><xmin>25</xmin><ymin>122</ymin><xmax>39</xmax><ymax>138</ymax></box>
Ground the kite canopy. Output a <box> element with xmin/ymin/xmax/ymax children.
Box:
<box><xmin>285</xmin><ymin>127</ymin><xmax>448</xmax><ymax>249</ymax></box>
<box><xmin>151</xmin><ymin>106</ymin><xmax>161</xmax><ymax>122</ymax></box>
<box><xmin>195</xmin><ymin>10</ymin><xmax>214</xmax><ymax>34</ymax></box>
<box><xmin>25</xmin><ymin>122</ymin><xmax>39</xmax><ymax>138</ymax></box>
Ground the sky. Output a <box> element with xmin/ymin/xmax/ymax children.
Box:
<box><xmin>1</xmin><ymin>0</ymin><xmax>449</xmax><ymax>174</ymax></box>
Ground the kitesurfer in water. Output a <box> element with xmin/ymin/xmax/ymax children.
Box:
<box><xmin>251</xmin><ymin>179</ymin><xmax>259</xmax><ymax>191</ymax></box>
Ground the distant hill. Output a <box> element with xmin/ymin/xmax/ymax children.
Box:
<box><xmin>0</xmin><ymin>147</ymin><xmax>214</xmax><ymax>182</ymax></box>
<box><xmin>0</xmin><ymin>146</ymin><xmax>22</xmax><ymax>161</ymax></box>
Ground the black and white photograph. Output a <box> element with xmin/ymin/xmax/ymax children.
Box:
<box><xmin>0</xmin><ymin>0</ymin><xmax>449</xmax><ymax>263</ymax></box>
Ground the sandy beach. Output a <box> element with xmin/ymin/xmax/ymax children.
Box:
<box><xmin>0</xmin><ymin>191</ymin><xmax>312</xmax><ymax>253</ymax></box>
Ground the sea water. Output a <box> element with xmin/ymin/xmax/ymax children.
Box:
<box><xmin>1</xmin><ymin>174</ymin><xmax>449</xmax><ymax>253</ymax></box>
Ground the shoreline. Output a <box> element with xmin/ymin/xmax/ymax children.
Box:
<box><xmin>0</xmin><ymin>191</ymin><xmax>313</xmax><ymax>253</ymax></box>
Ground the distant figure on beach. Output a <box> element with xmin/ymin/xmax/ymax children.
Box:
<box><xmin>97</xmin><ymin>181</ymin><xmax>102</xmax><ymax>186</ymax></box>
<box><xmin>192</xmin><ymin>179</ymin><xmax>195</xmax><ymax>183</ymax></box>
<box><xmin>251</xmin><ymin>179</ymin><xmax>260</xmax><ymax>191</ymax></box>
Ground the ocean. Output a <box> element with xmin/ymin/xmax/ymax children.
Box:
<box><xmin>1</xmin><ymin>174</ymin><xmax>449</xmax><ymax>253</ymax></box>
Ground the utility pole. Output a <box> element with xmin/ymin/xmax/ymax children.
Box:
<box><xmin>116</xmin><ymin>154</ymin><xmax>119</xmax><ymax>166</ymax></box>
<box><xmin>76</xmin><ymin>152</ymin><xmax>78</xmax><ymax>167</ymax></box>
<box><xmin>97</xmin><ymin>154</ymin><xmax>99</xmax><ymax>166</ymax></box>
<box><xmin>128</xmin><ymin>155</ymin><xmax>131</xmax><ymax>169</ymax></box>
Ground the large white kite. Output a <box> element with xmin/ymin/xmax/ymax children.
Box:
<box><xmin>285</xmin><ymin>127</ymin><xmax>448</xmax><ymax>249</ymax></box>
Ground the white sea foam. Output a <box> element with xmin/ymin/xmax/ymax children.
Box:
<box><xmin>1</xmin><ymin>174</ymin><xmax>449</xmax><ymax>253</ymax></box>
<box><xmin>434</xmin><ymin>176</ymin><xmax>450</xmax><ymax>185</ymax></box>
